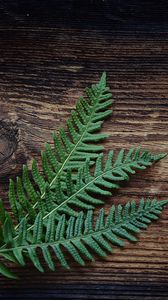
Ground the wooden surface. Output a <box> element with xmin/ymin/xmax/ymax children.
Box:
<box><xmin>0</xmin><ymin>1</ymin><xmax>168</xmax><ymax>299</ymax></box>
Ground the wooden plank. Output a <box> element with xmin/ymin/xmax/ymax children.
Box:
<box><xmin>0</xmin><ymin>1</ymin><xmax>168</xmax><ymax>298</ymax></box>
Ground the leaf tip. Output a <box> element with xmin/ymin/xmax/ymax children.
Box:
<box><xmin>152</xmin><ymin>152</ymin><xmax>167</xmax><ymax>162</ymax></box>
<box><xmin>99</xmin><ymin>72</ymin><xmax>106</xmax><ymax>87</ymax></box>
<box><xmin>159</xmin><ymin>199</ymin><xmax>168</xmax><ymax>207</ymax></box>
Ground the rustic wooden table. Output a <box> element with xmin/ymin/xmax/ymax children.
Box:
<box><xmin>0</xmin><ymin>1</ymin><xmax>168</xmax><ymax>299</ymax></box>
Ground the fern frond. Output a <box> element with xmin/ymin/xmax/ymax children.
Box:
<box><xmin>9</xmin><ymin>73</ymin><xmax>113</xmax><ymax>224</ymax></box>
<box><xmin>0</xmin><ymin>73</ymin><xmax>167</xmax><ymax>280</ymax></box>
<box><xmin>10</xmin><ymin>148</ymin><xmax>166</xmax><ymax>228</ymax></box>
<box><xmin>44</xmin><ymin>72</ymin><xmax>112</xmax><ymax>174</ymax></box>
<box><xmin>0</xmin><ymin>198</ymin><xmax>167</xmax><ymax>276</ymax></box>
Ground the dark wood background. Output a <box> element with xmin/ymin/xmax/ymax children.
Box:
<box><xmin>0</xmin><ymin>0</ymin><xmax>168</xmax><ymax>299</ymax></box>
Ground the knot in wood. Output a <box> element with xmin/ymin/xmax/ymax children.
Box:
<box><xmin>0</xmin><ymin>120</ymin><xmax>18</xmax><ymax>165</ymax></box>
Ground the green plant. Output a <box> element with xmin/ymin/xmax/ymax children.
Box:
<box><xmin>0</xmin><ymin>73</ymin><xmax>167</xmax><ymax>279</ymax></box>
<box><xmin>9</xmin><ymin>72</ymin><xmax>113</xmax><ymax>225</ymax></box>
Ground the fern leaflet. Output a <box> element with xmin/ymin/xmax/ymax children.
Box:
<box><xmin>0</xmin><ymin>198</ymin><xmax>167</xmax><ymax>277</ymax></box>
<box><xmin>9</xmin><ymin>148</ymin><xmax>166</xmax><ymax>225</ymax></box>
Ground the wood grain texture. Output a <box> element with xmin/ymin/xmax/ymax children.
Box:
<box><xmin>0</xmin><ymin>0</ymin><xmax>168</xmax><ymax>299</ymax></box>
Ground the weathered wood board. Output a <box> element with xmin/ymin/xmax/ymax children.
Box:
<box><xmin>0</xmin><ymin>1</ymin><xmax>168</xmax><ymax>299</ymax></box>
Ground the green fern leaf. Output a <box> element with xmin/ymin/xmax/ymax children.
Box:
<box><xmin>12</xmin><ymin>148</ymin><xmax>166</xmax><ymax>228</ymax></box>
<box><xmin>0</xmin><ymin>262</ymin><xmax>18</xmax><ymax>279</ymax></box>
<box><xmin>0</xmin><ymin>73</ymin><xmax>167</xmax><ymax>279</ymax></box>
<box><xmin>9</xmin><ymin>73</ymin><xmax>113</xmax><ymax>223</ymax></box>
<box><xmin>0</xmin><ymin>198</ymin><xmax>167</xmax><ymax>276</ymax></box>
